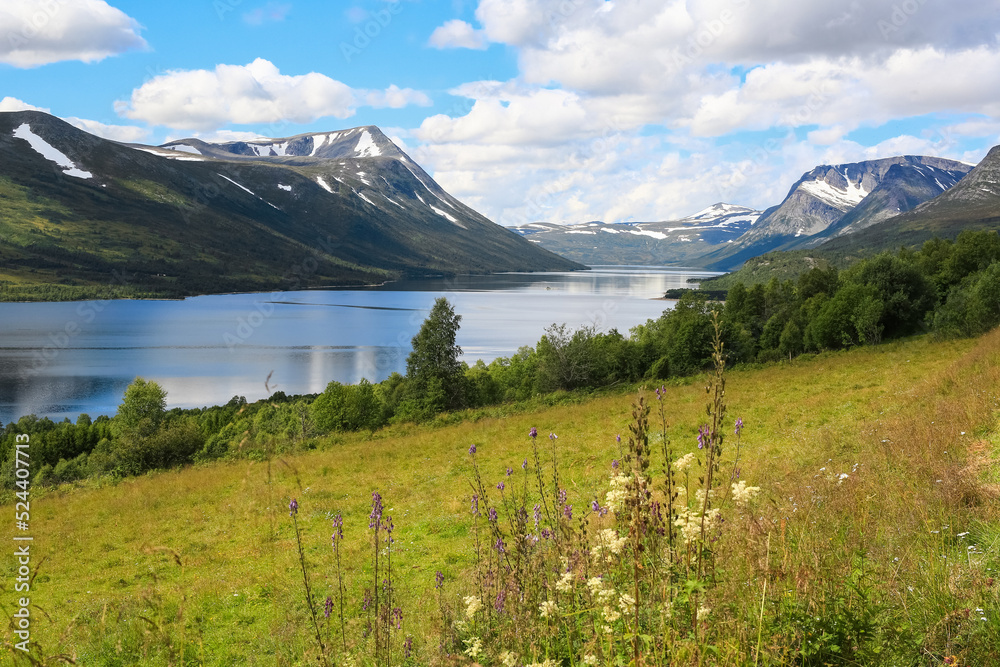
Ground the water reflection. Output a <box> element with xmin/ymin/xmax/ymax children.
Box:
<box><xmin>0</xmin><ymin>267</ymin><xmax>718</xmax><ymax>423</ymax></box>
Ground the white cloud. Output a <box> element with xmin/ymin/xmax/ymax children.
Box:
<box><xmin>0</xmin><ymin>97</ymin><xmax>49</xmax><ymax>113</ymax></box>
<box><xmin>64</xmin><ymin>117</ymin><xmax>150</xmax><ymax>143</ymax></box>
<box><xmin>428</xmin><ymin>19</ymin><xmax>489</xmax><ymax>50</ymax></box>
<box><xmin>0</xmin><ymin>0</ymin><xmax>146</xmax><ymax>68</ymax></box>
<box><xmin>365</xmin><ymin>85</ymin><xmax>432</xmax><ymax>109</ymax></box>
<box><xmin>243</xmin><ymin>2</ymin><xmax>292</xmax><ymax>25</ymax></box>
<box><xmin>116</xmin><ymin>59</ymin><xmax>429</xmax><ymax>131</ymax></box>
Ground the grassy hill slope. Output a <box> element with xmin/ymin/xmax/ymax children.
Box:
<box><xmin>4</xmin><ymin>331</ymin><xmax>1000</xmax><ymax>665</ymax></box>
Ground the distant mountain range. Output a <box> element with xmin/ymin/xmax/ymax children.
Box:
<box><xmin>517</xmin><ymin>152</ymin><xmax>992</xmax><ymax>272</ymax></box>
<box><xmin>0</xmin><ymin>110</ymin><xmax>581</xmax><ymax>298</ymax></box>
<box><xmin>514</xmin><ymin>203</ymin><xmax>762</xmax><ymax>266</ymax></box>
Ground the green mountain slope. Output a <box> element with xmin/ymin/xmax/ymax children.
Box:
<box><xmin>0</xmin><ymin>111</ymin><xmax>583</xmax><ymax>299</ymax></box>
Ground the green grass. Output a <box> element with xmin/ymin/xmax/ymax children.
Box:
<box><xmin>4</xmin><ymin>331</ymin><xmax>999</xmax><ymax>665</ymax></box>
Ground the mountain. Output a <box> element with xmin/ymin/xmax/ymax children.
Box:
<box><xmin>0</xmin><ymin>111</ymin><xmax>582</xmax><ymax>298</ymax></box>
<box><xmin>699</xmin><ymin>156</ymin><xmax>973</xmax><ymax>270</ymax></box>
<box><xmin>819</xmin><ymin>145</ymin><xmax>1000</xmax><ymax>255</ymax></box>
<box><xmin>512</xmin><ymin>203</ymin><xmax>762</xmax><ymax>266</ymax></box>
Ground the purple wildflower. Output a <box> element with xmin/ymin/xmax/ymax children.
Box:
<box><xmin>533</xmin><ymin>503</ymin><xmax>541</xmax><ymax>528</ymax></box>
<box><xmin>471</xmin><ymin>494</ymin><xmax>479</xmax><ymax>517</ymax></box>
<box><xmin>506</xmin><ymin>466</ymin><xmax>513</xmax><ymax>477</ymax></box>
<box><xmin>558</xmin><ymin>488</ymin><xmax>567</xmax><ymax>505</ymax></box>
<box><xmin>735</xmin><ymin>417</ymin><xmax>744</xmax><ymax>436</ymax></box>
<box><xmin>392</xmin><ymin>606</ymin><xmax>402</xmax><ymax>630</ymax></box>
<box><xmin>529</xmin><ymin>427</ymin><xmax>538</xmax><ymax>439</ymax></box>
<box><xmin>494</xmin><ymin>536</ymin><xmax>506</xmax><ymax>554</ymax></box>
<box><xmin>289</xmin><ymin>498</ymin><xmax>298</xmax><ymax>516</ymax></box>
<box><xmin>369</xmin><ymin>492</ymin><xmax>383</xmax><ymax>529</ymax></box>
<box><xmin>488</xmin><ymin>507</ymin><xmax>498</xmax><ymax>524</ymax></box>
<box><xmin>612</xmin><ymin>459</ymin><xmax>619</xmax><ymax>470</ymax></box>
<box><xmin>362</xmin><ymin>590</ymin><xmax>372</xmax><ymax>612</ymax></box>
<box><xmin>563</xmin><ymin>504</ymin><xmax>573</xmax><ymax>520</ymax></box>
<box><xmin>469</xmin><ymin>444</ymin><xmax>476</xmax><ymax>455</ymax></box>
<box><xmin>324</xmin><ymin>595</ymin><xmax>333</xmax><ymax>619</ymax></box>
<box><xmin>549</xmin><ymin>432</ymin><xmax>558</xmax><ymax>440</ymax></box>
<box><xmin>435</xmin><ymin>571</ymin><xmax>444</xmax><ymax>589</ymax></box>
<box><xmin>541</xmin><ymin>527</ymin><xmax>552</xmax><ymax>539</ymax></box>
<box><xmin>616</xmin><ymin>434</ymin><xmax>621</xmax><ymax>443</ymax></box>
<box><xmin>404</xmin><ymin>636</ymin><xmax>413</xmax><ymax>659</ymax></box>
<box><xmin>332</xmin><ymin>513</ymin><xmax>343</xmax><ymax>544</ymax></box>
<box><xmin>497</xmin><ymin>481</ymin><xmax>505</xmax><ymax>491</ymax></box>
<box><xmin>522</xmin><ymin>458</ymin><xmax>528</xmax><ymax>470</ymax></box>
<box><xmin>697</xmin><ymin>425</ymin><xmax>710</xmax><ymax>450</ymax></box>
<box><xmin>495</xmin><ymin>589</ymin><xmax>507</xmax><ymax>613</ymax></box>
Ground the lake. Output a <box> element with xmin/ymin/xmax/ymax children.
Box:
<box><xmin>0</xmin><ymin>266</ymin><xmax>719</xmax><ymax>424</ymax></box>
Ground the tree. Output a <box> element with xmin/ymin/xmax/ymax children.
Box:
<box><xmin>113</xmin><ymin>377</ymin><xmax>167</xmax><ymax>438</ymax></box>
<box><xmin>405</xmin><ymin>298</ymin><xmax>465</xmax><ymax>410</ymax></box>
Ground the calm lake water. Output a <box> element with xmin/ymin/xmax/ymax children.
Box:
<box><xmin>0</xmin><ymin>267</ymin><xmax>719</xmax><ymax>423</ymax></box>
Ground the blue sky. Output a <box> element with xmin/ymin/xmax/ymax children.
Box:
<box><xmin>3</xmin><ymin>0</ymin><xmax>1000</xmax><ymax>225</ymax></box>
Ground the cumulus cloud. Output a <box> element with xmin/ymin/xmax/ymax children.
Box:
<box><xmin>116</xmin><ymin>59</ymin><xmax>429</xmax><ymax>131</ymax></box>
<box><xmin>428</xmin><ymin>19</ymin><xmax>489</xmax><ymax>50</ymax></box>
<box><xmin>0</xmin><ymin>97</ymin><xmax>49</xmax><ymax>112</ymax></box>
<box><xmin>0</xmin><ymin>0</ymin><xmax>146</xmax><ymax>68</ymax></box>
<box><xmin>64</xmin><ymin>117</ymin><xmax>150</xmax><ymax>143</ymax></box>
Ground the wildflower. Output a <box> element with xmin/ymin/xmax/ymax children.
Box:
<box><xmin>550</xmin><ymin>432</ymin><xmax>558</xmax><ymax>440</ymax></box>
<box><xmin>697</xmin><ymin>424</ymin><xmax>709</xmax><ymax>449</ymax></box>
<box><xmin>495</xmin><ymin>589</ymin><xmax>506</xmax><ymax>613</ymax></box>
<box><xmin>605</xmin><ymin>472</ymin><xmax>630</xmax><ymax>513</ymax></box>
<box><xmin>469</xmin><ymin>444</ymin><xmax>476</xmax><ymax>455</ymax></box>
<box><xmin>533</xmin><ymin>503</ymin><xmax>541</xmax><ymax>527</ymax></box>
<box><xmin>500</xmin><ymin>651</ymin><xmax>519</xmax><ymax>667</ymax></box>
<box><xmin>289</xmin><ymin>498</ymin><xmax>298</xmax><ymax>516</ymax></box>
<box><xmin>392</xmin><ymin>606</ymin><xmax>402</xmax><ymax>630</ymax></box>
<box><xmin>506</xmin><ymin>466</ymin><xmax>513</xmax><ymax>477</ymax></box>
<box><xmin>488</xmin><ymin>507</ymin><xmax>498</xmax><ymax>523</ymax></box>
<box><xmin>674</xmin><ymin>452</ymin><xmax>696</xmax><ymax>472</ymax></box>
<box><xmin>463</xmin><ymin>636</ymin><xmax>483</xmax><ymax>658</ymax></box>
<box><xmin>837</xmin><ymin>473</ymin><xmax>849</xmax><ymax>485</ymax></box>
<box><xmin>555</xmin><ymin>570</ymin><xmax>574</xmax><ymax>592</ymax></box>
<box><xmin>331</xmin><ymin>513</ymin><xmax>343</xmax><ymax>544</ymax></box>
<box><xmin>697</xmin><ymin>605</ymin><xmax>711</xmax><ymax>620</ymax></box>
<box><xmin>612</xmin><ymin>458</ymin><xmax>619</xmax><ymax>469</ymax></box>
<box><xmin>734</xmin><ymin>417</ymin><xmax>744</xmax><ymax>436</ymax></box>
<box><xmin>529</xmin><ymin>427</ymin><xmax>537</xmax><ymax>439</ymax></box>
<box><xmin>522</xmin><ymin>458</ymin><xmax>528</xmax><ymax>470</ymax></box>
<box><xmin>497</xmin><ymin>481</ymin><xmax>505</xmax><ymax>491</ymax></box>
<box><xmin>541</xmin><ymin>527</ymin><xmax>552</xmax><ymax>539</ymax></box>
<box><xmin>618</xmin><ymin>593</ymin><xmax>635</xmax><ymax>613</ymax></box>
<box><xmin>494</xmin><ymin>536</ymin><xmax>506</xmax><ymax>554</ymax></box>
<box><xmin>539</xmin><ymin>600</ymin><xmax>558</xmax><ymax>618</ymax></box>
<box><xmin>463</xmin><ymin>595</ymin><xmax>482</xmax><ymax>619</ymax></box>
<box><xmin>731</xmin><ymin>480</ymin><xmax>761</xmax><ymax>507</ymax></box>
<box><xmin>324</xmin><ymin>595</ymin><xmax>333</xmax><ymax>619</ymax></box>
<box><xmin>369</xmin><ymin>492</ymin><xmax>383</xmax><ymax>528</ymax></box>
<box><xmin>404</xmin><ymin>636</ymin><xmax>413</xmax><ymax>659</ymax></box>
<box><xmin>471</xmin><ymin>494</ymin><xmax>480</xmax><ymax>517</ymax></box>
<box><xmin>563</xmin><ymin>504</ymin><xmax>573</xmax><ymax>520</ymax></box>
<box><xmin>583</xmin><ymin>655</ymin><xmax>599</xmax><ymax>666</ymax></box>
<box><xmin>435</xmin><ymin>571</ymin><xmax>444</xmax><ymax>589</ymax></box>
<box><xmin>603</xmin><ymin>605</ymin><xmax>621</xmax><ymax>623</ymax></box>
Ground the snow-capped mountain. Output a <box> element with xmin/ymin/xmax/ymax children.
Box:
<box><xmin>699</xmin><ymin>156</ymin><xmax>973</xmax><ymax>269</ymax></box>
<box><xmin>0</xmin><ymin>111</ymin><xmax>581</xmax><ymax>297</ymax></box>
<box><xmin>512</xmin><ymin>203</ymin><xmax>762</xmax><ymax>266</ymax></box>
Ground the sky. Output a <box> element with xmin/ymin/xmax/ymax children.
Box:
<box><xmin>2</xmin><ymin>0</ymin><xmax>1000</xmax><ymax>226</ymax></box>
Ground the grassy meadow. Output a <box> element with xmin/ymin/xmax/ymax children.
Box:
<box><xmin>4</xmin><ymin>329</ymin><xmax>1000</xmax><ymax>666</ymax></box>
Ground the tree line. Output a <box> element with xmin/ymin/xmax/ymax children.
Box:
<box><xmin>2</xmin><ymin>230</ymin><xmax>998</xmax><ymax>487</ymax></box>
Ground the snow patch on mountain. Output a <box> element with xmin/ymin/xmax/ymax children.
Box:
<box><xmin>166</xmin><ymin>143</ymin><xmax>201</xmax><ymax>155</ymax></box>
<box><xmin>798</xmin><ymin>177</ymin><xmax>868</xmax><ymax>210</ymax></box>
<box><xmin>278</xmin><ymin>184</ymin><xmax>292</xmax><ymax>191</ymax></box>
<box><xmin>217</xmin><ymin>173</ymin><xmax>255</xmax><ymax>196</ymax></box>
<box><xmin>354</xmin><ymin>130</ymin><xmax>381</xmax><ymax>158</ymax></box>
<box><xmin>13</xmin><ymin>124</ymin><xmax>93</xmax><ymax>179</ymax></box>
<box><xmin>316</xmin><ymin>176</ymin><xmax>334</xmax><ymax>193</ymax></box>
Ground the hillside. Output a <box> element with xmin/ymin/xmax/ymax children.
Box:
<box><xmin>5</xmin><ymin>330</ymin><xmax>998</xmax><ymax>665</ymax></box>
<box><xmin>0</xmin><ymin>111</ymin><xmax>582</xmax><ymax>299</ymax></box>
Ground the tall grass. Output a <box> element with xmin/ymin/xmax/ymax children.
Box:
<box><xmin>5</xmin><ymin>330</ymin><xmax>999</xmax><ymax>665</ymax></box>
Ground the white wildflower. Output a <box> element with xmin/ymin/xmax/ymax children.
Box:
<box><xmin>605</xmin><ymin>472</ymin><xmax>630</xmax><ymax>513</ymax></box>
<box><xmin>463</xmin><ymin>636</ymin><xmax>483</xmax><ymax>658</ymax></box>
<box><xmin>674</xmin><ymin>452</ymin><xmax>696</xmax><ymax>472</ymax></box>
<box><xmin>539</xmin><ymin>600</ymin><xmax>559</xmax><ymax>618</ymax></box>
<box><xmin>463</xmin><ymin>595</ymin><xmax>482</xmax><ymax>619</ymax></box>
<box><xmin>453</xmin><ymin>619</ymin><xmax>468</xmax><ymax>632</ymax></box>
<box><xmin>618</xmin><ymin>593</ymin><xmax>635</xmax><ymax>613</ymax></box>
<box><xmin>697</xmin><ymin>605</ymin><xmax>711</xmax><ymax>620</ymax></box>
<box><xmin>583</xmin><ymin>655</ymin><xmax>599</xmax><ymax>666</ymax></box>
<box><xmin>587</xmin><ymin>576</ymin><xmax>606</xmax><ymax>596</ymax></box>
<box><xmin>556</xmin><ymin>570</ymin><xmax>575</xmax><ymax>593</ymax></box>
<box><xmin>603</xmin><ymin>605</ymin><xmax>621</xmax><ymax>623</ymax></box>
<box><xmin>837</xmin><ymin>473</ymin><xmax>849</xmax><ymax>485</ymax></box>
<box><xmin>731</xmin><ymin>480</ymin><xmax>761</xmax><ymax>507</ymax></box>
<box><xmin>500</xmin><ymin>650</ymin><xmax>519</xmax><ymax>667</ymax></box>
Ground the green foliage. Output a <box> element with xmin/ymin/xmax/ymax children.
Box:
<box><xmin>406</xmin><ymin>298</ymin><xmax>465</xmax><ymax>411</ymax></box>
<box><xmin>113</xmin><ymin>377</ymin><xmax>167</xmax><ymax>438</ymax></box>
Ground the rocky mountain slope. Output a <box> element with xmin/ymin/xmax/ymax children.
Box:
<box><xmin>0</xmin><ymin>111</ymin><xmax>582</xmax><ymax>297</ymax></box>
